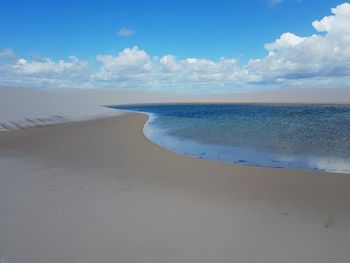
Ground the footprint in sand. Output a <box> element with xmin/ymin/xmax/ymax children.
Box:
<box><xmin>324</xmin><ymin>216</ymin><xmax>334</xmax><ymax>228</ymax></box>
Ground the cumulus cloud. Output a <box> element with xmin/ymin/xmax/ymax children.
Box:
<box><xmin>312</xmin><ymin>3</ymin><xmax>350</xmax><ymax>33</ymax></box>
<box><xmin>117</xmin><ymin>27</ymin><xmax>135</xmax><ymax>37</ymax></box>
<box><xmin>93</xmin><ymin>3</ymin><xmax>350</xmax><ymax>91</ymax></box>
<box><xmin>160</xmin><ymin>55</ymin><xmax>183</xmax><ymax>73</ymax></box>
<box><xmin>93</xmin><ymin>48</ymin><xmax>242</xmax><ymax>90</ymax></box>
<box><xmin>13</xmin><ymin>56</ymin><xmax>88</xmax><ymax>76</ymax></box>
<box><xmin>0</xmin><ymin>53</ymin><xmax>91</xmax><ymax>87</ymax></box>
<box><xmin>96</xmin><ymin>47</ymin><xmax>151</xmax><ymax>74</ymax></box>
<box><xmin>1</xmin><ymin>2</ymin><xmax>350</xmax><ymax>91</ymax></box>
<box><xmin>264</xmin><ymin>33</ymin><xmax>306</xmax><ymax>50</ymax></box>
<box><xmin>247</xmin><ymin>2</ymin><xmax>350</xmax><ymax>86</ymax></box>
<box><xmin>93</xmin><ymin>47</ymin><xmax>153</xmax><ymax>87</ymax></box>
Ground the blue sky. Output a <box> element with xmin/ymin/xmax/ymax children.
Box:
<box><xmin>0</xmin><ymin>0</ymin><xmax>342</xmax><ymax>62</ymax></box>
<box><xmin>0</xmin><ymin>0</ymin><xmax>349</xmax><ymax>92</ymax></box>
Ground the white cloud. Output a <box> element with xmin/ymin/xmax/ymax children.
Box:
<box><xmin>0</xmin><ymin>49</ymin><xmax>16</xmax><ymax>60</ymax></box>
<box><xmin>0</xmin><ymin>53</ymin><xmax>90</xmax><ymax>87</ymax></box>
<box><xmin>268</xmin><ymin>0</ymin><xmax>303</xmax><ymax>6</ymax></box>
<box><xmin>93</xmin><ymin>48</ymin><xmax>241</xmax><ymax>90</ymax></box>
<box><xmin>269</xmin><ymin>0</ymin><xmax>283</xmax><ymax>6</ymax></box>
<box><xmin>93</xmin><ymin>47</ymin><xmax>153</xmax><ymax>84</ymax></box>
<box><xmin>117</xmin><ymin>27</ymin><xmax>135</xmax><ymax>37</ymax></box>
<box><xmin>265</xmin><ymin>33</ymin><xmax>305</xmax><ymax>50</ymax></box>
<box><xmin>312</xmin><ymin>3</ymin><xmax>350</xmax><ymax>33</ymax></box>
<box><xmin>13</xmin><ymin>56</ymin><xmax>88</xmax><ymax>76</ymax></box>
<box><xmin>160</xmin><ymin>55</ymin><xmax>183</xmax><ymax>73</ymax></box>
<box><xmin>96</xmin><ymin>47</ymin><xmax>151</xmax><ymax>73</ymax></box>
<box><xmin>1</xmin><ymin>2</ymin><xmax>350</xmax><ymax>92</ymax></box>
<box><xmin>246</xmin><ymin>2</ymin><xmax>350</xmax><ymax>86</ymax></box>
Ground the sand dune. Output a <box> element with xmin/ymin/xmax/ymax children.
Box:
<box><xmin>1</xmin><ymin>113</ymin><xmax>350</xmax><ymax>263</ymax></box>
<box><xmin>0</xmin><ymin>86</ymin><xmax>195</xmax><ymax>131</ymax></box>
<box><xmin>1</xmin><ymin>85</ymin><xmax>350</xmax><ymax>131</ymax></box>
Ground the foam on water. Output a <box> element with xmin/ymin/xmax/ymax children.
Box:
<box><xmin>111</xmin><ymin>104</ymin><xmax>350</xmax><ymax>173</ymax></box>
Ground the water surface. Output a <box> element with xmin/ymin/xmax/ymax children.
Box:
<box><xmin>111</xmin><ymin>104</ymin><xmax>350</xmax><ymax>173</ymax></box>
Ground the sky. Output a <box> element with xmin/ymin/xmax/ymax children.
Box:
<box><xmin>0</xmin><ymin>0</ymin><xmax>349</xmax><ymax>93</ymax></box>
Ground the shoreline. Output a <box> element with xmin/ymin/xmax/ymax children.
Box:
<box><xmin>107</xmin><ymin>101</ymin><xmax>350</xmax><ymax>107</ymax></box>
<box><xmin>2</xmin><ymin>110</ymin><xmax>346</xmax><ymax>176</ymax></box>
<box><xmin>118</xmin><ymin>107</ymin><xmax>350</xmax><ymax>174</ymax></box>
<box><xmin>1</xmin><ymin>113</ymin><xmax>350</xmax><ymax>263</ymax></box>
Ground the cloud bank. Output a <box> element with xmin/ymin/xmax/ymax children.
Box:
<box><xmin>1</xmin><ymin>2</ymin><xmax>350</xmax><ymax>92</ymax></box>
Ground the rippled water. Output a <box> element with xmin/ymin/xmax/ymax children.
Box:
<box><xmin>110</xmin><ymin>104</ymin><xmax>350</xmax><ymax>173</ymax></box>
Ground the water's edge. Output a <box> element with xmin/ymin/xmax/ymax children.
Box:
<box><xmin>109</xmin><ymin>103</ymin><xmax>350</xmax><ymax>174</ymax></box>
<box><xmin>132</xmin><ymin>111</ymin><xmax>349</xmax><ymax>174</ymax></box>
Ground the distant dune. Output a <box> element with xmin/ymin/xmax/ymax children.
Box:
<box><xmin>0</xmin><ymin>85</ymin><xmax>349</xmax><ymax>131</ymax></box>
<box><xmin>200</xmin><ymin>87</ymin><xmax>350</xmax><ymax>104</ymax></box>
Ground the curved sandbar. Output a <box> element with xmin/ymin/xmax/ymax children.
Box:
<box><xmin>0</xmin><ymin>113</ymin><xmax>350</xmax><ymax>263</ymax></box>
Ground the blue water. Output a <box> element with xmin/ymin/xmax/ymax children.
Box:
<box><xmin>110</xmin><ymin>104</ymin><xmax>350</xmax><ymax>173</ymax></box>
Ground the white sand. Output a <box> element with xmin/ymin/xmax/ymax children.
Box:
<box><xmin>0</xmin><ymin>86</ymin><xmax>196</xmax><ymax>131</ymax></box>
<box><xmin>0</xmin><ymin>114</ymin><xmax>350</xmax><ymax>263</ymax></box>
<box><xmin>1</xmin><ymin>85</ymin><xmax>349</xmax><ymax>131</ymax></box>
<box><xmin>1</xmin><ymin>86</ymin><xmax>350</xmax><ymax>262</ymax></box>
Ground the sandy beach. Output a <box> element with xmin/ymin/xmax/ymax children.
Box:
<box><xmin>1</xmin><ymin>112</ymin><xmax>350</xmax><ymax>263</ymax></box>
<box><xmin>2</xmin><ymin>1</ymin><xmax>350</xmax><ymax>262</ymax></box>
